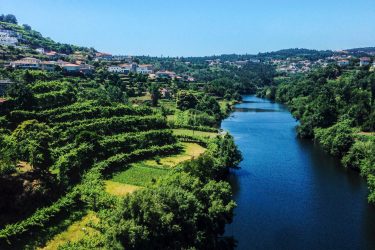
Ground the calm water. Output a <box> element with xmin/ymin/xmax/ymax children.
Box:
<box><xmin>222</xmin><ymin>96</ymin><xmax>375</xmax><ymax>250</ymax></box>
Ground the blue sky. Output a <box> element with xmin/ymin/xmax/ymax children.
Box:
<box><xmin>1</xmin><ymin>0</ymin><xmax>374</xmax><ymax>56</ymax></box>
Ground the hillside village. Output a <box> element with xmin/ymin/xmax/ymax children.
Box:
<box><xmin>1</xmin><ymin>17</ymin><xmax>375</xmax><ymax>82</ymax></box>
<box><xmin>0</xmin><ymin>16</ymin><xmax>375</xmax><ymax>103</ymax></box>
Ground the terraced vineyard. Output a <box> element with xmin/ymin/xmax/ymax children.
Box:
<box><xmin>0</xmin><ymin>74</ymin><xmax>242</xmax><ymax>249</ymax></box>
<box><xmin>0</xmin><ymin>78</ymin><xmax>182</xmax><ymax>248</ymax></box>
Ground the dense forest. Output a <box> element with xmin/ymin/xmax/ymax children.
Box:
<box><xmin>258</xmin><ymin>65</ymin><xmax>375</xmax><ymax>202</ymax></box>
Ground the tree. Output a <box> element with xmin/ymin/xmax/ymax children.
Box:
<box><xmin>105</xmin><ymin>172</ymin><xmax>235</xmax><ymax>249</ymax></box>
<box><xmin>22</xmin><ymin>24</ymin><xmax>32</xmax><ymax>31</ymax></box>
<box><xmin>149</xmin><ymin>82</ymin><xmax>160</xmax><ymax>107</ymax></box>
<box><xmin>215</xmin><ymin>133</ymin><xmax>243</xmax><ymax>170</ymax></box>
<box><xmin>314</xmin><ymin>120</ymin><xmax>354</xmax><ymax>157</ymax></box>
<box><xmin>176</xmin><ymin>91</ymin><xmax>198</xmax><ymax>110</ymax></box>
<box><xmin>8</xmin><ymin>120</ymin><xmax>53</xmax><ymax>173</ymax></box>
<box><xmin>106</xmin><ymin>85</ymin><xmax>123</xmax><ymax>103</ymax></box>
<box><xmin>3</xmin><ymin>14</ymin><xmax>17</xmax><ymax>24</ymax></box>
<box><xmin>196</xmin><ymin>94</ymin><xmax>222</xmax><ymax>120</ymax></box>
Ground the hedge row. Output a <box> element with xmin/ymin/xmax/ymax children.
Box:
<box><xmin>58</xmin><ymin>116</ymin><xmax>167</xmax><ymax>140</ymax></box>
<box><xmin>0</xmin><ymin>190</ymin><xmax>80</xmax><ymax>244</ymax></box>
<box><xmin>30</xmin><ymin>81</ymin><xmax>71</xmax><ymax>94</ymax></box>
<box><xmin>175</xmin><ymin>134</ymin><xmax>210</xmax><ymax>147</ymax></box>
<box><xmin>100</xmin><ymin>129</ymin><xmax>176</xmax><ymax>155</ymax></box>
<box><xmin>170</xmin><ymin>124</ymin><xmax>218</xmax><ymax>132</ymax></box>
<box><xmin>0</xmin><ymin>143</ymin><xmax>182</xmax><ymax>245</ymax></box>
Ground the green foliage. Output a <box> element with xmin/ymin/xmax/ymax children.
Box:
<box><xmin>4</xmin><ymin>120</ymin><xmax>53</xmax><ymax>171</ymax></box>
<box><xmin>357</xmin><ymin>140</ymin><xmax>375</xmax><ymax>177</ymax></box>
<box><xmin>176</xmin><ymin>91</ymin><xmax>198</xmax><ymax>111</ymax></box>
<box><xmin>112</xmin><ymin>164</ymin><xmax>168</xmax><ymax>186</ymax></box>
<box><xmin>0</xmin><ymin>14</ymin><xmax>18</xmax><ymax>24</ymax></box>
<box><xmin>314</xmin><ymin>120</ymin><xmax>355</xmax><ymax>157</ymax></box>
<box><xmin>104</xmin><ymin>172</ymin><xmax>235</xmax><ymax>250</ymax></box>
<box><xmin>212</xmin><ymin>133</ymin><xmax>243</xmax><ymax>170</ymax></box>
<box><xmin>149</xmin><ymin>82</ymin><xmax>160</xmax><ymax>107</ymax></box>
<box><xmin>342</xmin><ymin>140</ymin><xmax>373</xmax><ymax>171</ymax></box>
<box><xmin>274</xmin><ymin>66</ymin><xmax>374</xmax><ymax>137</ymax></box>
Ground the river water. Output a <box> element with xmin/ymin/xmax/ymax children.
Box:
<box><xmin>222</xmin><ymin>96</ymin><xmax>375</xmax><ymax>250</ymax></box>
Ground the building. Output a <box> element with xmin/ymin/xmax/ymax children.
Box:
<box><xmin>108</xmin><ymin>65</ymin><xmax>125</xmax><ymax>73</ymax></box>
<box><xmin>136</xmin><ymin>64</ymin><xmax>154</xmax><ymax>74</ymax></box>
<box><xmin>45</xmin><ymin>51</ymin><xmax>59</xmax><ymax>60</ymax></box>
<box><xmin>111</xmin><ymin>55</ymin><xmax>132</xmax><ymax>62</ymax></box>
<box><xmin>61</xmin><ymin>63</ymin><xmax>81</xmax><ymax>73</ymax></box>
<box><xmin>40</xmin><ymin>61</ymin><xmax>57</xmax><ymax>71</ymax></box>
<box><xmin>160</xmin><ymin>88</ymin><xmax>171</xmax><ymax>98</ymax></box>
<box><xmin>360</xmin><ymin>57</ymin><xmax>371</xmax><ymax>66</ymax></box>
<box><xmin>79</xmin><ymin>64</ymin><xmax>95</xmax><ymax>74</ymax></box>
<box><xmin>155</xmin><ymin>70</ymin><xmax>176</xmax><ymax>79</ymax></box>
<box><xmin>10</xmin><ymin>57</ymin><xmax>41</xmax><ymax>69</ymax></box>
<box><xmin>337</xmin><ymin>59</ymin><xmax>350</xmax><ymax>67</ymax></box>
<box><xmin>250</xmin><ymin>58</ymin><xmax>261</xmax><ymax>63</ymax></box>
<box><xmin>95</xmin><ymin>52</ymin><xmax>112</xmax><ymax>61</ymax></box>
<box><xmin>36</xmin><ymin>48</ymin><xmax>45</xmax><ymax>54</ymax></box>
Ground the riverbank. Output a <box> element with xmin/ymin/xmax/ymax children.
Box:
<box><xmin>223</xmin><ymin>95</ymin><xmax>375</xmax><ymax>250</ymax></box>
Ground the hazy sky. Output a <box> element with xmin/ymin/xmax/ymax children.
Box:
<box><xmin>1</xmin><ymin>0</ymin><xmax>374</xmax><ymax>56</ymax></box>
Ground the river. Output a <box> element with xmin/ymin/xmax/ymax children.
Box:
<box><xmin>222</xmin><ymin>95</ymin><xmax>375</xmax><ymax>250</ymax></box>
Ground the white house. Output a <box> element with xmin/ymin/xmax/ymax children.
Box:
<box><xmin>136</xmin><ymin>64</ymin><xmax>154</xmax><ymax>74</ymax></box>
<box><xmin>36</xmin><ymin>48</ymin><xmax>45</xmax><ymax>54</ymax></box>
<box><xmin>10</xmin><ymin>57</ymin><xmax>41</xmax><ymax>69</ymax></box>
<box><xmin>61</xmin><ymin>63</ymin><xmax>80</xmax><ymax>72</ymax></box>
<box><xmin>360</xmin><ymin>57</ymin><xmax>371</xmax><ymax>66</ymax></box>
<box><xmin>108</xmin><ymin>65</ymin><xmax>128</xmax><ymax>74</ymax></box>
<box><xmin>337</xmin><ymin>59</ymin><xmax>349</xmax><ymax>67</ymax></box>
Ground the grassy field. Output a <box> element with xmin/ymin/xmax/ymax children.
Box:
<box><xmin>167</xmin><ymin>114</ymin><xmax>175</xmax><ymax>122</ymax></box>
<box><xmin>41</xmin><ymin>212</ymin><xmax>99</xmax><ymax>250</ymax></box>
<box><xmin>110</xmin><ymin>143</ymin><xmax>206</xmax><ymax>187</ymax></box>
<box><xmin>111</xmin><ymin>163</ymin><xmax>169</xmax><ymax>186</ymax></box>
<box><xmin>357</xmin><ymin>131</ymin><xmax>375</xmax><ymax>137</ymax></box>
<box><xmin>105</xmin><ymin>180</ymin><xmax>141</xmax><ymax>196</ymax></box>
<box><xmin>172</xmin><ymin>129</ymin><xmax>217</xmax><ymax>138</ymax></box>
<box><xmin>143</xmin><ymin>142</ymin><xmax>206</xmax><ymax>168</ymax></box>
<box><xmin>159</xmin><ymin>99</ymin><xmax>176</xmax><ymax>111</ymax></box>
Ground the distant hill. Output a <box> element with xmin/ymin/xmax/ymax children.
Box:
<box><xmin>0</xmin><ymin>20</ymin><xmax>95</xmax><ymax>55</ymax></box>
<box><xmin>344</xmin><ymin>47</ymin><xmax>375</xmax><ymax>56</ymax></box>
<box><xmin>257</xmin><ymin>48</ymin><xmax>335</xmax><ymax>60</ymax></box>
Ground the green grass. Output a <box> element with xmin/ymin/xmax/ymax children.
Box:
<box><xmin>110</xmin><ymin>143</ymin><xmax>206</xmax><ymax>187</ymax></box>
<box><xmin>159</xmin><ymin>99</ymin><xmax>176</xmax><ymax>111</ymax></box>
<box><xmin>143</xmin><ymin>142</ymin><xmax>206</xmax><ymax>168</ymax></box>
<box><xmin>111</xmin><ymin>164</ymin><xmax>169</xmax><ymax>187</ymax></box>
<box><xmin>105</xmin><ymin>181</ymin><xmax>141</xmax><ymax>196</ymax></box>
<box><xmin>40</xmin><ymin>211</ymin><xmax>99</xmax><ymax>250</ymax></box>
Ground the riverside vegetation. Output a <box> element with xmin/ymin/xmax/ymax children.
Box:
<box><xmin>258</xmin><ymin>64</ymin><xmax>375</xmax><ymax>203</ymax></box>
